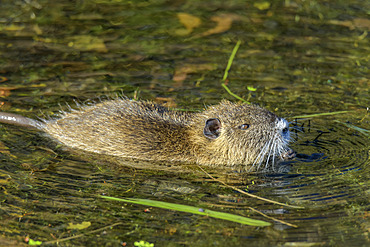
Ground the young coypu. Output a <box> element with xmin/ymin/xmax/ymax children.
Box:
<box><xmin>0</xmin><ymin>99</ymin><xmax>295</xmax><ymax>171</ymax></box>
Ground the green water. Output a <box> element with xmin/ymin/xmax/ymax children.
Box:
<box><xmin>0</xmin><ymin>0</ymin><xmax>369</xmax><ymax>246</ymax></box>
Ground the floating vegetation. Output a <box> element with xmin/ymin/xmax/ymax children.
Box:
<box><xmin>101</xmin><ymin>195</ymin><xmax>271</xmax><ymax>226</ymax></box>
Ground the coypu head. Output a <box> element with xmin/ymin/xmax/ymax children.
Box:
<box><xmin>194</xmin><ymin>100</ymin><xmax>294</xmax><ymax>171</ymax></box>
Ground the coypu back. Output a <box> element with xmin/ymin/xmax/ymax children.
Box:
<box><xmin>44</xmin><ymin>99</ymin><xmax>196</xmax><ymax>162</ymax></box>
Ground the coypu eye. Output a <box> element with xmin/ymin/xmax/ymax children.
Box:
<box><xmin>239</xmin><ymin>124</ymin><xmax>250</xmax><ymax>130</ymax></box>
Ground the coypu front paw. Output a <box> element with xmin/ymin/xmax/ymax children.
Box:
<box><xmin>282</xmin><ymin>148</ymin><xmax>296</xmax><ymax>160</ymax></box>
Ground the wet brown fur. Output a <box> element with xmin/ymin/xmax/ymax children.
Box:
<box><xmin>41</xmin><ymin>99</ymin><xmax>290</xmax><ymax>168</ymax></box>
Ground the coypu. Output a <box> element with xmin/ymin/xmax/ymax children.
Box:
<box><xmin>0</xmin><ymin>99</ymin><xmax>295</xmax><ymax>171</ymax></box>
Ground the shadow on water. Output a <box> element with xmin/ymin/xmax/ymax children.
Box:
<box><xmin>0</xmin><ymin>0</ymin><xmax>369</xmax><ymax>246</ymax></box>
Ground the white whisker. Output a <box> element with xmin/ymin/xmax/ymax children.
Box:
<box><xmin>254</xmin><ymin>138</ymin><xmax>271</xmax><ymax>171</ymax></box>
<box><xmin>268</xmin><ymin>136</ymin><xmax>278</xmax><ymax>171</ymax></box>
<box><xmin>264</xmin><ymin>137</ymin><xmax>274</xmax><ymax>170</ymax></box>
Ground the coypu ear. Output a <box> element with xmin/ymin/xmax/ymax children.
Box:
<box><xmin>203</xmin><ymin>118</ymin><xmax>221</xmax><ymax>139</ymax></box>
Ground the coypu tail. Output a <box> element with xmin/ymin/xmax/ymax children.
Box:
<box><xmin>0</xmin><ymin>112</ymin><xmax>44</xmax><ymax>130</ymax></box>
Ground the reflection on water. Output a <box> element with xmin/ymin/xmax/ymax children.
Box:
<box><xmin>0</xmin><ymin>0</ymin><xmax>369</xmax><ymax>246</ymax></box>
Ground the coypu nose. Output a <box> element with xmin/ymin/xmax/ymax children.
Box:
<box><xmin>276</xmin><ymin>118</ymin><xmax>289</xmax><ymax>135</ymax></box>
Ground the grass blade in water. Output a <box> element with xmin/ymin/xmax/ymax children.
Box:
<box><xmin>101</xmin><ymin>196</ymin><xmax>271</xmax><ymax>226</ymax></box>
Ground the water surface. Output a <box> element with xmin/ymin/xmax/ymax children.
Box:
<box><xmin>0</xmin><ymin>0</ymin><xmax>369</xmax><ymax>246</ymax></box>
